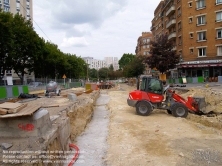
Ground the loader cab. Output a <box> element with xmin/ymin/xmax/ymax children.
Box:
<box><xmin>139</xmin><ymin>77</ymin><xmax>163</xmax><ymax>95</ymax></box>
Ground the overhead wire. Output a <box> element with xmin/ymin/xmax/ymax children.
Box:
<box><xmin>18</xmin><ymin>0</ymin><xmax>51</xmax><ymax>42</ymax></box>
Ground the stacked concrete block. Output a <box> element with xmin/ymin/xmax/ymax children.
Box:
<box><xmin>0</xmin><ymin>109</ymin><xmax>52</xmax><ymax>138</ymax></box>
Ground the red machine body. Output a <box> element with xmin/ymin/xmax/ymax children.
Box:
<box><xmin>127</xmin><ymin>77</ymin><xmax>205</xmax><ymax>118</ymax></box>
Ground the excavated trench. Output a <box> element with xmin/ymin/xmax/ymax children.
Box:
<box><xmin>0</xmin><ymin>88</ymin><xmax>100</xmax><ymax>166</ymax></box>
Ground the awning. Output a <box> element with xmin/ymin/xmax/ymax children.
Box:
<box><xmin>179</xmin><ymin>63</ymin><xmax>222</xmax><ymax>68</ymax></box>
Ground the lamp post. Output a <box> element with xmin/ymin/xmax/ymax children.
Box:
<box><xmin>84</xmin><ymin>63</ymin><xmax>89</xmax><ymax>82</ymax></box>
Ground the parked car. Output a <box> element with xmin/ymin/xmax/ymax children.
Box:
<box><xmin>28</xmin><ymin>82</ymin><xmax>43</xmax><ymax>88</ymax></box>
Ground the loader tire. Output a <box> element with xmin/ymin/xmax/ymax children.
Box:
<box><xmin>171</xmin><ymin>103</ymin><xmax>188</xmax><ymax>118</ymax></box>
<box><xmin>136</xmin><ymin>101</ymin><xmax>153</xmax><ymax>116</ymax></box>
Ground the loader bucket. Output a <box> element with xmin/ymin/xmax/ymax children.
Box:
<box><xmin>192</xmin><ymin>97</ymin><xmax>207</xmax><ymax>114</ymax></box>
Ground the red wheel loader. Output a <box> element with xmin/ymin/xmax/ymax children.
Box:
<box><xmin>127</xmin><ymin>76</ymin><xmax>206</xmax><ymax>118</ymax></box>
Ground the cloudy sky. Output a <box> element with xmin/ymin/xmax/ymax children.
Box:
<box><xmin>33</xmin><ymin>0</ymin><xmax>161</xmax><ymax>60</ymax></box>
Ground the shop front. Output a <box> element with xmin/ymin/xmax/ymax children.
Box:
<box><xmin>177</xmin><ymin>60</ymin><xmax>222</xmax><ymax>83</ymax></box>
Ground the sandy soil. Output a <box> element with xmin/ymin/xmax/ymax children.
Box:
<box><xmin>105</xmin><ymin>84</ymin><xmax>222</xmax><ymax>166</ymax></box>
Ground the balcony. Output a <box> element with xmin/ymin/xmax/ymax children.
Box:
<box><xmin>166</xmin><ymin>18</ymin><xmax>176</xmax><ymax>29</ymax></box>
<box><xmin>166</xmin><ymin>5</ymin><xmax>175</xmax><ymax>17</ymax></box>
<box><xmin>168</xmin><ymin>32</ymin><xmax>176</xmax><ymax>40</ymax></box>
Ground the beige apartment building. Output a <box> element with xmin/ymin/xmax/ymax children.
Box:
<box><xmin>151</xmin><ymin>0</ymin><xmax>222</xmax><ymax>81</ymax></box>
<box><xmin>135</xmin><ymin>32</ymin><xmax>153</xmax><ymax>75</ymax></box>
<box><xmin>0</xmin><ymin>0</ymin><xmax>32</xmax><ymax>20</ymax></box>
<box><xmin>0</xmin><ymin>0</ymin><xmax>33</xmax><ymax>85</ymax></box>
<box><xmin>135</xmin><ymin>32</ymin><xmax>153</xmax><ymax>56</ymax></box>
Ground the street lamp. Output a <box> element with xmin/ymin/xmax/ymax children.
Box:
<box><xmin>84</xmin><ymin>63</ymin><xmax>89</xmax><ymax>82</ymax></box>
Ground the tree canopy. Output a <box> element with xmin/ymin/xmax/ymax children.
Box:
<box><xmin>118</xmin><ymin>53</ymin><xmax>135</xmax><ymax>70</ymax></box>
<box><xmin>123</xmin><ymin>55</ymin><xmax>145</xmax><ymax>78</ymax></box>
<box><xmin>0</xmin><ymin>11</ymin><xmax>87</xmax><ymax>83</ymax></box>
<box><xmin>145</xmin><ymin>34</ymin><xmax>179</xmax><ymax>74</ymax></box>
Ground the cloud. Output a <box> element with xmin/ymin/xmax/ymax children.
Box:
<box><xmin>33</xmin><ymin>0</ymin><xmax>162</xmax><ymax>60</ymax></box>
<box><xmin>50</xmin><ymin>0</ymin><xmax>128</xmax><ymax>27</ymax></box>
<box><xmin>61</xmin><ymin>37</ymin><xmax>89</xmax><ymax>48</ymax></box>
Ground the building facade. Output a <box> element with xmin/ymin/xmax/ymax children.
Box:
<box><xmin>82</xmin><ymin>57</ymin><xmax>107</xmax><ymax>70</ymax></box>
<box><xmin>0</xmin><ymin>0</ymin><xmax>32</xmax><ymax>20</ymax></box>
<box><xmin>135</xmin><ymin>32</ymin><xmax>153</xmax><ymax>75</ymax></box>
<box><xmin>151</xmin><ymin>0</ymin><xmax>222</xmax><ymax>81</ymax></box>
<box><xmin>104</xmin><ymin>57</ymin><xmax>119</xmax><ymax>71</ymax></box>
<box><xmin>135</xmin><ymin>32</ymin><xmax>153</xmax><ymax>56</ymax></box>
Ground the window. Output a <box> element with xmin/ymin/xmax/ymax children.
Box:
<box><xmin>217</xmin><ymin>46</ymin><xmax>222</xmax><ymax>56</ymax></box>
<box><xmin>4</xmin><ymin>6</ymin><xmax>9</xmax><ymax>12</ymax></box>
<box><xmin>147</xmin><ymin>38</ymin><xmax>150</xmax><ymax>42</ymax></box>
<box><xmin>190</xmin><ymin>48</ymin><xmax>194</xmax><ymax>54</ymax></box>
<box><xmin>189</xmin><ymin>2</ymin><xmax>192</xmax><ymax>7</ymax></box>
<box><xmin>27</xmin><ymin>1</ymin><xmax>29</xmax><ymax>7</ymax></box>
<box><xmin>143</xmin><ymin>45</ymin><xmax>146</xmax><ymax>49</ymax></box>
<box><xmin>178</xmin><ymin>7</ymin><xmax>181</xmax><ymax>17</ymax></box>
<box><xmin>178</xmin><ymin>22</ymin><xmax>181</xmax><ymax>31</ymax></box>
<box><xmin>197</xmin><ymin>15</ymin><xmax>206</xmax><ymax>25</ymax></box>
<box><xmin>216</xmin><ymin>0</ymin><xmax>222</xmax><ymax>5</ymax></box>
<box><xmin>189</xmin><ymin>17</ymin><xmax>193</xmax><ymax>23</ymax></box>
<box><xmin>4</xmin><ymin>0</ymin><xmax>9</xmax><ymax>3</ymax></box>
<box><xmin>217</xmin><ymin>29</ymin><xmax>222</xmax><ymax>39</ymax></box>
<box><xmin>196</xmin><ymin>0</ymin><xmax>205</xmax><ymax>10</ymax></box>
<box><xmin>26</xmin><ymin>9</ymin><xmax>30</xmax><ymax>16</ymax></box>
<box><xmin>197</xmin><ymin>31</ymin><xmax>206</xmax><ymax>41</ymax></box>
<box><xmin>178</xmin><ymin>36</ymin><xmax>182</xmax><ymax>45</ymax></box>
<box><xmin>198</xmin><ymin>47</ymin><xmax>206</xmax><ymax>56</ymax></box>
<box><xmin>16</xmin><ymin>2</ymin><xmax>20</xmax><ymax>10</ymax></box>
<box><xmin>143</xmin><ymin>51</ymin><xmax>146</xmax><ymax>55</ymax></box>
<box><xmin>216</xmin><ymin>12</ymin><xmax>222</xmax><ymax>22</ymax></box>
<box><xmin>190</xmin><ymin>33</ymin><xmax>193</xmax><ymax>38</ymax></box>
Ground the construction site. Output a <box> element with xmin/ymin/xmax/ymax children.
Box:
<box><xmin>0</xmin><ymin>81</ymin><xmax>222</xmax><ymax>166</ymax></box>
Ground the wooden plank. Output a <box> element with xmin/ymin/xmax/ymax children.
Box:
<box><xmin>0</xmin><ymin>104</ymin><xmax>41</xmax><ymax>118</ymax></box>
<box><xmin>0</xmin><ymin>108</ymin><xmax>7</xmax><ymax>115</ymax></box>
<box><xmin>41</xmin><ymin>104</ymin><xmax>59</xmax><ymax>108</ymax></box>
<box><xmin>0</xmin><ymin>102</ymin><xmax>22</xmax><ymax>109</ymax></box>
<box><xmin>7</xmin><ymin>103</ymin><xmax>28</xmax><ymax>114</ymax></box>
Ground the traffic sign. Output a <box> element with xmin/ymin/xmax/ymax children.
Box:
<box><xmin>62</xmin><ymin>74</ymin><xmax>66</xmax><ymax>79</ymax></box>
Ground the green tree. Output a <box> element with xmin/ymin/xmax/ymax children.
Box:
<box><xmin>98</xmin><ymin>67</ymin><xmax>109</xmax><ymax>80</ymax></box>
<box><xmin>11</xmin><ymin>14</ymin><xmax>40</xmax><ymax>84</ymax></box>
<box><xmin>145</xmin><ymin>34</ymin><xmax>179</xmax><ymax>74</ymax></box>
<box><xmin>119</xmin><ymin>53</ymin><xmax>135</xmax><ymax>70</ymax></box>
<box><xmin>109</xmin><ymin>64</ymin><xmax>114</xmax><ymax>71</ymax></box>
<box><xmin>123</xmin><ymin>55</ymin><xmax>145</xmax><ymax>78</ymax></box>
<box><xmin>0</xmin><ymin>11</ymin><xmax>13</xmax><ymax>81</ymax></box>
<box><xmin>89</xmin><ymin>68</ymin><xmax>98</xmax><ymax>80</ymax></box>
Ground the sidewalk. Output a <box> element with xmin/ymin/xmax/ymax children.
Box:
<box><xmin>173</xmin><ymin>82</ymin><xmax>222</xmax><ymax>91</ymax></box>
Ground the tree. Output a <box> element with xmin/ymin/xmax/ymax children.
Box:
<box><xmin>0</xmin><ymin>11</ymin><xmax>14</xmax><ymax>82</ymax></box>
<box><xmin>145</xmin><ymin>34</ymin><xmax>179</xmax><ymax>74</ymax></box>
<box><xmin>89</xmin><ymin>68</ymin><xmax>98</xmax><ymax>80</ymax></box>
<box><xmin>123</xmin><ymin>55</ymin><xmax>145</xmax><ymax>78</ymax></box>
<box><xmin>11</xmin><ymin>14</ymin><xmax>40</xmax><ymax>84</ymax></box>
<box><xmin>119</xmin><ymin>53</ymin><xmax>135</xmax><ymax>70</ymax></box>
<box><xmin>109</xmin><ymin>64</ymin><xmax>114</xmax><ymax>71</ymax></box>
<box><xmin>98</xmin><ymin>67</ymin><xmax>109</xmax><ymax>80</ymax></box>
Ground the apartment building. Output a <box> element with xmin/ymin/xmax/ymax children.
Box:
<box><xmin>151</xmin><ymin>0</ymin><xmax>222</xmax><ymax>80</ymax></box>
<box><xmin>135</xmin><ymin>32</ymin><xmax>153</xmax><ymax>56</ymax></box>
<box><xmin>104</xmin><ymin>57</ymin><xmax>119</xmax><ymax>71</ymax></box>
<box><xmin>82</xmin><ymin>57</ymin><xmax>107</xmax><ymax>70</ymax></box>
<box><xmin>135</xmin><ymin>32</ymin><xmax>153</xmax><ymax>75</ymax></box>
<box><xmin>0</xmin><ymin>0</ymin><xmax>32</xmax><ymax>20</ymax></box>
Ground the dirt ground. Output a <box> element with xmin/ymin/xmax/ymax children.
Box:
<box><xmin>105</xmin><ymin>84</ymin><xmax>222</xmax><ymax>166</ymax></box>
